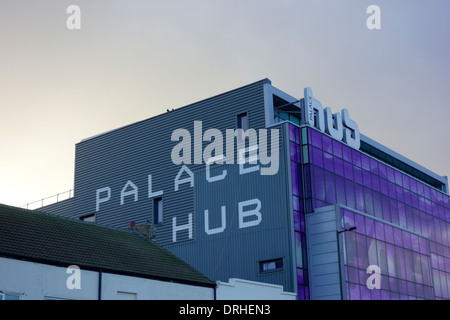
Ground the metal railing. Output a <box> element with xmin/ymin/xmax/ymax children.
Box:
<box><xmin>22</xmin><ymin>189</ymin><xmax>73</xmax><ymax>210</ymax></box>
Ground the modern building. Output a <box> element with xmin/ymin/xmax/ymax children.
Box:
<box><xmin>39</xmin><ymin>79</ymin><xmax>449</xmax><ymax>300</ymax></box>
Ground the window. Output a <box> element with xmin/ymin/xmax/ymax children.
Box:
<box><xmin>273</xmin><ymin>95</ymin><xmax>301</xmax><ymax>124</ymax></box>
<box><xmin>259</xmin><ymin>258</ymin><xmax>283</xmax><ymax>273</ymax></box>
<box><xmin>80</xmin><ymin>214</ymin><xmax>95</xmax><ymax>222</ymax></box>
<box><xmin>237</xmin><ymin>112</ymin><xmax>248</xmax><ymax>131</ymax></box>
<box><xmin>0</xmin><ymin>293</ymin><xmax>20</xmax><ymax>300</ymax></box>
<box><xmin>153</xmin><ymin>197</ymin><xmax>163</xmax><ymax>224</ymax></box>
<box><xmin>117</xmin><ymin>291</ymin><xmax>137</xmax><ymax>300</ymax></box>
<box><xmin>237</xmin><ymin>112</ymin><xmax>249</xmax><ymax>142</ymax></box>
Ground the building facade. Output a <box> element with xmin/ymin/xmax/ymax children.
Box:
<box><xmin>41</xmin><ymin>79</ymin><xmax>450</xmax><ymax>299</ymax></box>
<box><xmin>0</xmin><ymin>256</ymin><xmax>214</xmax><ymax>300</ymax></box>
<box><xmin>0</xmin><ymin>204</ymin><xmax>215</xmax><ymax>300</ymax></box>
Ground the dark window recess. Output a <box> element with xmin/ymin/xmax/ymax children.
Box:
<box><xmin>80</xmin><ymin>214</ymin><xmax>95</xmax><ymax>222</ymax></box>
<box><xmin>273</xmin><ymin>95</ymin><xmax>301</xmax><ymax>125</ymax></box>
<box><xmin>259</xmin><ymin>258</ymin><xmax>283</xmax><ymax>272</ymax></box>
<box><xmin>153</xmin><ymin>197</ymin><xmax>163</xmax><ymax>224</ymax></box>
<box><xmin>237</xmin><ymin>112</ymin><xmax>248</xmax><ymax>131</ymax></box>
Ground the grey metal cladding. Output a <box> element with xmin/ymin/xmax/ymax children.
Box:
<box><xmin>72</xmin><ymin>79</ymin><xmax>270</xmax><ymax>246</ymax></box>
<box><xmin>168</xmin><ymin>124</ymin><xmax>294</xmax><ymax>291</ymax></box>
<box><xmin>306</xmin><ymin>205</ymin><xmax>342</xmax><ymax>300</ymax></box>
<box><xmin>39</xmin><ymin>198</ymin><xmax>76</xmax><ymax>218</ymax></box>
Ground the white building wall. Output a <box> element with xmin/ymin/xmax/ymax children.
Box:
<box><xmin>0</xmin><ymin>257</ymin><xmax>98</xmax><ymax>300</ymax></box>
<box><xmin>101</xmin><ymin>273</ymin><xmax>214</xmax><ymax>300</ymax></box>
<box><xmin>0</xmin><ymin>257</ymin><xmax>214</xmax><ymax>300</ymax></box>
<box><xmin>216</xmin><ymin>278</ymin><xmax>297</xmax><ymax>300</ymax></box>
<box><xmin>0</xmin><ymin>257</ymin><xmax>298</xmax><ymax>300</ymax></box>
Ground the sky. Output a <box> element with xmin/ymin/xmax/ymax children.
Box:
<box><xmin>0</xmin><ymin>0</ymin><xmax>449</xmax><ymax>208</ymax></box>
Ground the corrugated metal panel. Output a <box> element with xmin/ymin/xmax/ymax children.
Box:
<box><xmin>39</xmin><ymin>198</ymin><xmax>76</xmax><ymax>218</ymax></box>
<box><xmin>306</xmin><ymin>205</ymin><xmax>343</xmax><ymax>300</ymax></box>
<box><xmin>169</xmin><ymin>123</ymin><xmax>296</xmax><ymax>291</ymax></box>
<box><xmin>45</xmin><ymin>79</ymin><xmax>297</xmax><ymax>292</ymax></box>
<box><xmin>72</xmin><ymin>79</ymin><xmax>270</xmax><ymax>248</ymax></box>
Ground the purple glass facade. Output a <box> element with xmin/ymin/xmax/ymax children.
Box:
<box><xmin>290</xmin><ymin>124</ymin><xmax>450</xmax><ymax>300</ymax></box>
<box><xmin>289</xmin><ymin>124</ymin><xmax>309</xmax><ymax>300</ymax></box>
<box><xmin>342</xmin><ymin>208</ymin><xmax>434</xmax><ymax>300</ymax></box>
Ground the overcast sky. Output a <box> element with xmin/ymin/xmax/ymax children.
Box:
<box><xmin>1</xmin><ymin>0</ymin><xmax>449</xmax><ymax>207</ymax></box>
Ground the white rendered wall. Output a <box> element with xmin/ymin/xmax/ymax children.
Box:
<box><xmin>0</xmin><ymin>257</ymin><xmax>98</xmax><ymax>300</ymax></box>
<box><xmin>216</xmin><ymin>278</ymin><xmax>297</xmax><ymax>300</ymax></box>
<box><xmin>0</xmin><ymin>257</ymin><xmax>213</xmax><ymax>300</ymax></box>
<box><xmin>100</xmin><ymin>273</ymin><xmax>214</xmax><ymax>300</ymax></box>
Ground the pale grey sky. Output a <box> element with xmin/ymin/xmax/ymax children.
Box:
<box><xmin>1</xmin><ymin>0</ymin><xmax>449</xmax><ymax>207</ymax></box>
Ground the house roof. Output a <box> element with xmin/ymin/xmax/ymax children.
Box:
<box><xmin>0</xmin><ymin>203</ymin><xmax>214</xmax><ymax>286</ymax></box>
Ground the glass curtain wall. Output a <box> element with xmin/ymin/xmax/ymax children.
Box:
<box><xmin>289</xmin><ymin>123</ymin><xmax>450</xmax><ymax>300</ymax></box>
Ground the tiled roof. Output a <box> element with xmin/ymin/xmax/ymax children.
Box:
<box><xmin>0</xmin><ymin>204</ymin><xmax>214</xmax><ymax>286</ymax></box>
